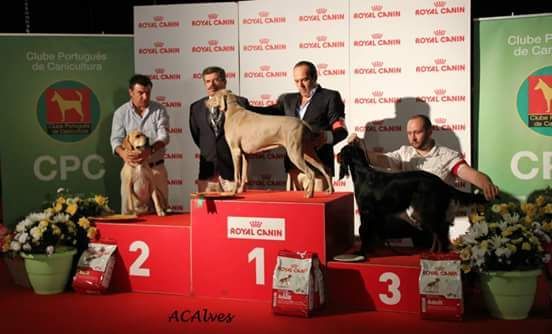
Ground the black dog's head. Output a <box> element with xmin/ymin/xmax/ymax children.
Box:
<box><xmin>337</xmin><ymin>136</ymin><xmax>370</xmax><ymax>180</ymax></box>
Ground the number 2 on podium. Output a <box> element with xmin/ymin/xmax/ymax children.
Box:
<box><xmin>248</xmin><ymin>247</ymin><xmax>265</xmax><ymax>285</ymax></box>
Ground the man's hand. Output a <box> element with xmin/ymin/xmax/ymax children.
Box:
<box><xmin>456</xmin><ymin>164</ymin><xmax>499</xmax><ymax>201</ymax></box>
<box><xmin>116</xmin><ymin>146</ymin><xmax>151</xmax><ymax>165</ymax></box>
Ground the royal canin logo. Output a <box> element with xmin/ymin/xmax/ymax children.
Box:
<box><xmin>298</xmin><ymin>7</ymin><xmax>345</xmax><ymax>22</ymax></box>
<box><xmin>248</xmin><ymin>151</ymin><xmax>286</xmax><ymax>160</ymax></box>
<box><xmin>149</xmin><ymin>68</ymin><xmax>181</xmax><ymax>81</ymax></box>
<box><xmin>353</xmin><ymin>32</ymin><xmax>401</xmax><ymax>47</ymax></box>
<box><xmin>299</xmin><ymin>35</ymin><xmax>345</xmax><ymax>49</ymax></box>
<box><xmin>168</xmin><ymin>179</ymin><xmax>183</xmax><ymax>185</ymax></box>
<box><xmin>355</xmin><ymin>120</ymin><xmax>402</xmax><ymax>133</ymax></box>
<box><xmin>242</xmin><ymin>11</ymin><xmax>286</xmax><ymax>24</ymax></box>
<box><xmin>417</xmin><ymin>89</ymin><xmax>466</xmax><ymax>103</ymax></box>
<box><xmin>168</xmin><ymin>127</ymin><xmax>183</xmax><ymax>133</ymax></box>
<box><xmin>242</xmin><ymin>37</ymin><xmax>287</xmax><ymax>52</ymax></box>
<box><xmin>154</xmin><ymin>96</ymin><xmax>182</xmax><ymax>109</ymax></box>
<box><xmin>192</xmin><ymin>71</ymin><xmax>236</xmax><ymax>80</ymax></box>
<box><xmin>137</xmin><ymin>16</ymin><xmax>179</xmax><ymax>29</ymax></box>
<box><xmin>432</xmin><ymin>117</ymin><xmax>467</xmax><ymax>131</ymax></box>
<box><xmin>353</xmin><ymin>60</ymin><xmax>402</xmax><ymax>75</ymax></box>
<box><xmin>137</xmin><ymin>41</ymin><xmax>180</xmax><ymax>55</ymax></box>
<box><xmin>353</xmin><ymin>91</ymin><xmax>402</xmax><ymax>105</ymax></box>
<box><xmin>243</xmin><ymin>65</ymin><xmax>287</xmax><ymax>79</ymax></box>
<box><xmin>415</xmin><ymin>29</ymin><xmax>465</xmax><ymax>44</ymax></box>
<box><xmin>333</xmin><ymin>179</ymin><xmax>346</xmax><ymax>187</ymax></box>
<box><xmin>352</xmin><ymin>4</ymin><xmax>401</xmax><ymax>19</ymax></box>
<box><xmin>249</xmin><ymin>221</ymin><xmax>263</xmax><ymax>228</ymax></box>
<box><xmin>191</xmin><ymin>40</ymin><xmax>235</xmax><ymax>53</ymax></box>
<box><xmin>414</xmin><ymin>1</ymin><xmax>465</xmax><ymax>16</ymax></box>
<box><xmin>249</xmin><ymin>93</ymin><xmax>276</xmax><ymax>107</ymax></box>
<box><xmin>317</xmin><ymin>63</ymin><xmax>346</xmax><ymax>77</ymax></box>
<box><xmin>191</xmin><ymin>12</ymin><xmax>235</xmax><ymax>26</ymax></box>
<box><xmin>415</xmin><ymin>58</ymin><xmax>466</xmax><ymax>73</ymax></box>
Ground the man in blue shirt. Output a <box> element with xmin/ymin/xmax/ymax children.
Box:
<box><xmin>110</xmin><ymin>74</ymin><xmax>170</xmax><ymax>212</ymax></box>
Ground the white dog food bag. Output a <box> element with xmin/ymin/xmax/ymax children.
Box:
<box><xmin>272</xmin><ymin>249</ymin><xmax>325</xmax><ymax>317</ymax></box>
<box><xmin>72</xmin><ymin>242</ymin><xmax>117</xmax><ymax>294</ymax></box>
<box><xmin>419</xmin><ymin>253</ymin><xmax>463</xmax><ymax>320</ymax></box>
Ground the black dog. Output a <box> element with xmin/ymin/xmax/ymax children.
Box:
<box><xmin>338</xmin><ymin>138</ymin><xmax>488</xmax><ymax>254</ymax></box>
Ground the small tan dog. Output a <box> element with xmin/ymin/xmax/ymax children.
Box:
<box><xmin>120</xmin><ymin>130</ymin><xmax>167</xmax><ymax>216</ymax></box>
<box><xmin>206</xmin><ymin>89</ymin><xmax>333</xmax><ymax>198</ymax></box>
<box><xmin>51</xmin><ymin>90</ymin><xmax>84</xmax><ymax>122</ymax></box>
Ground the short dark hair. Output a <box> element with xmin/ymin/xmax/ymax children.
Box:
<box><xmin>409</xmin><ymin>114</ymin><xmax>432</xmax><ymax>131</ymax></box>
<box><xmin>294</xmin><ymin>60</ymin><xmax>318</xmax><ymax>82</ymax></box>
<box><xmin>202</xmin><ymin>66</ymin><xmax>227</xmax><ymax>82</ymax></box>
<box><xmin>129</xmin><ymin>74</ymin><xmax>152</xmax><ymax>90</ymax></box>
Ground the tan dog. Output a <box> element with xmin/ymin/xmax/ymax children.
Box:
<box><xmin>534</xmin><ymin>78</ymin><xmax>552</xmax><ymax>113</ymax></box>
<box><xmin>206</xmin><ymin>89</ymin><xmax>333</xmax><ymax>198</ymax></box>
<box><xmin>120</xmin><ymin>130</ymin><xmax>167</xmax><ymax>216</ymax></box>
<box><xmin>51</xmin><ymin>90</ymin><xmax>84</xmax><ymax>121</ymax></box>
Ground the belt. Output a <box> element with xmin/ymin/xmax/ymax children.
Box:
<box><xmin>149</xmin><ymin>159</ymin><xmax>164</xmax><ymax>167</ymax></box>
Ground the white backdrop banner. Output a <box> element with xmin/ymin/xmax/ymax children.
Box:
<box><xmin>134</xmin><ymin>3</ymin><xmax>240</xmax><ymax>212</ymax></box>
<box><xmin>134</xmin><ymin>0</ymin><xmax>471</xmax><ymax>234</ymax></box>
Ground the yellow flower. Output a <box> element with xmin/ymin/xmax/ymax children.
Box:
<box><xmin>78</xmin><ymin>217</ymin><xmax>90</xmax><ymax>229</ymax></box>
<box><xmin>54</xmin><ymin>202</ymin><xmax>63</xmax><ymax>213</ymax></box>
<box><xmin>491</xmin><ymin>204</ymin><xmax>501</xmax><ymax>213</ymax></box>
<box><xmin>460</xmin><ymin>248</ymin><xmax>471</xmax><ymax>261</ymax></box>
<box><xmin>87</xmin><ymin>227</ymin><xmax>97</xmax><ymax>240</ymax></box>
<box><xmin>480</xmin><ymin>240</ymin><xmax>489</xmax><ymax>251</ymax></box>
<box><xmin>511</xmin><ymin>237</ymin><xmax>523</xmax><ymax>244</ymax></box>
<box><xmin>507</xmin><ymin>244</ymin><xmax>517</xmax><ymax>253</ymax></box>
<box><xmin>501</xmin><ymin>228</ymin><xmax>513</xmax><ymax>237</ymax></box>
<box><xmin>521</xmin><ymin>242</ymin><xmax>531</xmax><ymax>251</ymax></box>
<box><xmin>38</xmin><ymin>220</ymin><xmax>49</xmax><ymax>228</ymax></box>
<box><xmin>56</xmin><ymin>196</ymin><xmax>66</xmax><ymax>205</ymax></box>
<box><xmin>469</xmin><ymin>212</ymin><xmax>484</xmax><ymax>224</ymax></box>
<box><xmin>544</xmin><ymin>204</ymin><xmax>552</xmax><ymax>214</ymax></box>
<box><xmin>52</xmin><ymin>225</ymin><xmax>61</xmax><ymax>236</ymax></box>
<box><xmin>95</xmin><ymin>195</ymin><xmax>108</xmax><ymax>207</ymax></box>
<box><xmin>535</xmin><ymin>195</ymin><xmax>545</xmax><ymax>207</ymax></box>
<box><xmin>66</xmin><ymin>203</ymin><xmax>78</xmax><ymax>216</ymax></box>
<box><xmin>461</xmin><ymin>264</ymin><xmax>471</xmax><ymax>274</ymax></box>
<box><xmin>488</xmin><ymin>223</ymin><xmax>499</xmax><ymax>229</ymax></box>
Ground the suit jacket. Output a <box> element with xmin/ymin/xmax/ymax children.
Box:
<box><xmin>189</xmin><ymin>95</ymin><xmax>251</xmax><ymax>181</ymax></box>
<box><xmin>274</xmin><ymin>85</ymin><xmax>346</xmax><ymax>176</ymax></box>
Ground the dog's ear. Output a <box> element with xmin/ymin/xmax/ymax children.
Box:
<box><xmin>122</xmin><ymin>133</ymin><xmax>133</xmax><ymax>151</ymax></box>
<box><xmin>220</xmin><ymin>93</ymin><xmax>227</xmax><ymax>112</ymax></box>
<box><xmin>337</xmin><ymin>149</ymin><xmax>350</xmax><ymax>179</ymax></box>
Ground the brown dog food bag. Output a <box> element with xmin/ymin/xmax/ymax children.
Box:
<box><xmin>419</xmin><ymin>253</ymin><xmax>463</xmax><ymax>320</ymax></box>
<box><xmin>72</xmin><ymin>242</ymin><xmax>117</xmax><ymax>294</ymax></box>
<box><xmin>272</xmin><ymin>250</ymin><xmax>325</xmax><ymax>317</ymax></box>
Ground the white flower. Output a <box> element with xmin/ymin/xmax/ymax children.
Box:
<box><xmin>22</xmin><ymin>243</ymin><xmax>32</xmax><ymax>251</ymax></box>
<box><xmin>495</xmin><ymin>246</ymin><xmax>512</xmax><ymax>258</ymax></box>
<box><xmin>57</xmin><ymin>188</ymin><xmax>65</xmax><ymax>194</ymax></box>
<box><xmin>17</xmin><ymin>232</ymin><xmax>29</xmax><ymax>244</ymax></box>
<box><xmin>52</xmin><ymin>213</ymin><xmax>70</xmax><ymax>223</ymax></box>
<box><xmin>10</xmin><ymin>240</ymin><xmax>21</xmax><ymax>251</ymax></box>
<box><xmin>46</xmin><ymin>245</ymin><xmax>54</xmax><ymax>255</ymax></box>
<box><xmin>30</xmin><ymin>226</ymin><xmax>43</xmax><ymax>241</ymax></box>
<box><xmin>470</xmin><ymin>221</ymin><xmax>489</xmax><ymax>239</ymax></box>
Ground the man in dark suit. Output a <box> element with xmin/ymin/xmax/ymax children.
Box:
<box><xmin>272</xmin><ymin>61</ymin><xmax>347</xmax><ymax>191</ymax></box>
<box><xmin>189</xmin><ymin>66</ymin><xmax>251</xmax><ymax>192</ymax></box>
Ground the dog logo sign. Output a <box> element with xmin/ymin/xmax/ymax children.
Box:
<box><xmin>516</xmin><ymin>67</ymin><xmax>552</xmax><ymax>136</ymax></box>
<box><xmin>37</xmin><ymin>80</ymin><xmax>100</xmax><ymax>142</ymax></box>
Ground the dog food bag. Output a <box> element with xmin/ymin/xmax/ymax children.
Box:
<box><xmin>419</xmin><ymin>253</ymin><xmax>463</xmax><ymax>320</ymax></box>
<box><xmin>72</xmin><ymin>242</ymin><xmax>117</xmax><ymax>294</ymax></box>
<box><xmin>272</xmin><ymin>250</ymin><xmax>325</xmax><ymax>317</ymax></box>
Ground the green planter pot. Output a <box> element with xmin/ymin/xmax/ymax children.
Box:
<box><xmin>20</xmin><ymin>247</ymin><xmax>77</xmax><ymax>295</ymax></box>
<box><xmin>480</xmin><ymin>269</ymin><xmax>541</xmax><ymax>320</ymax></box>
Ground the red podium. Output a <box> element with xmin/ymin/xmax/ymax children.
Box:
<box><xmin>95</xmin><ymin>213</ymin><xmax>191</xmax><ymax>295</ymax></box>
<box><xmin>327</xmin><ymin>252</ymin><xmax>421</xmax><ymax>313</ymax></box>
<box><xmin>190</xmin><ymin>191</ymin><xmax>354</xmax><ymax>301</ymax></box>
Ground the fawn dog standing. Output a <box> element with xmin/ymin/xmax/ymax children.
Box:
<box><xmin>206</xmin><ymin>89</ymin><xmax>333</xmax><ymax>198</ymax></box>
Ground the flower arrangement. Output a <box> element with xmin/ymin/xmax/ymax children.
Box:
<box><xmin>454</xmin><ymin>187</ymin><xmax>552</xmax><ymax>274</ymax></box>
<box><xmin>4</xmin><ymin>188</ymin><xmax>112</xmax><ymax>256</ymax></box>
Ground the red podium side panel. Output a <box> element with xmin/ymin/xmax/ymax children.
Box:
<box><xmin>190</xmin><ymin>191</ymin><xmax>354</xmax><ymax>301</ymax></box>
<box><xmin>327</xmin><ymin>254</ymin><xmax>421</xmax><ymax>314</ymax></box>
<box><xmin>95</xmin><ymin>214</ymin><xmax>191</xmax><ymax>295</ymax></box>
